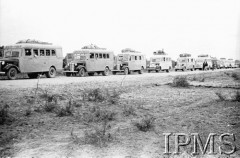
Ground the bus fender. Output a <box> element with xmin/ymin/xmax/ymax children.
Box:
<box><xmin>76</xmin><ymin>65</ymin><xmax>86</xmax><ymax>71</ymax></box>
<box><xmin>3</xmin><ymin>64</ymin><xmax>21</xmax><ymax>73</ymax></box>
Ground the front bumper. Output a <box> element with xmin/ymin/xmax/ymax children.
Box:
<box><xmin>0</xmin><ymin>71</ymin><xmax>5</xmax><ymax>75</ymax></box>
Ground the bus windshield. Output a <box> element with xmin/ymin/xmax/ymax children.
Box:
<box><xmin>118</xmin><ymin>54</ymin><xmax>128</xmax><ymax>61</ymax></box>
<box><xmin>0</xmin><ymin>51</ymin><xmax>3</xmax><ymax>58</ymax></box>
<box><xmin>178</xmin><ymin>58</ymin><xmax>186</xmax><ymax>62</ymax></box>
<box><xmin>4</xmin><ymin>51</ymin><xmax>19</xmax><ymax>58</ymax></box>
<box><xmin>151</xmin><ymin>58</ymin><xmax>161</xmax><ymax>62</ymax></box>
<box><xmin>74</xmin><ymin>53</ymin><xmax>86</xmax><ymax>60</ymax></box>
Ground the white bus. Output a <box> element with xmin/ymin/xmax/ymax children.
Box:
<box><xmin>147</xmin><ymin>50</ymin><xmax>172</xmax><ymax>73</ymax></box>
<box><xmin>175</xmin><ymin>53</ymin><xmax>195</xmax><ymax>71</ymax></box>
<box><xmin>219</xmin><ymin>58</ymin><xmax>227</xmax><ymax>68</ymax></box>
<box><xmin>63</xmin><ymin>44</ymin><xmax>114</xmax><ymax>77</ymax></box>
<box><xmin>195</xmin><ymin>54</ymin><xmax>213</xmax><ymax>70</ymax></box>
<box><xmin>0</xmin><ymin>39</ymin><xmax>63</xmax><ymax>80</ymax></box>
<box><xmin>112</xmin><ymin>48</ymin><xmax>146</xmax><ymax>75</ymax></box>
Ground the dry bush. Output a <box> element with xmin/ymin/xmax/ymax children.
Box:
<box><xmin>123</xmin><ymin>105</ymin><xmax>136</xmax><ymax>116</ymax></box>
<box><xmin>215</xmin><ymin>92</ymin><xmax>225</xmax><ymax>101</ymax></box>
<box><xmin>86</xmin><ymin>88</ymin><xmax>106</xmax><ymax>102</ymax></box>
<box><xmin>0</xmin><ymin>104</ymin><xmax>10</xmax><ymax>125</ymax></box>
<box><xmin>84</xmin><ymin>120</ymin><xmax>113</xmax><ymax>147</ymax></box>
<box><xmin>82</xmin><ymin>107</ymin><xmax>116</xmax><ymax>123</ymax></box>
<box><xmin>134</xmin><ymin>115</ymin><xmax>155</xmax><ymax>132</ymax></box>
<box><xmin>231</xmin><ymin>72</ymin><xmax>240</xmax><ymax>81</ymax></box>
<box><xmin>107</xmin><ymin>89</ymin><xmax>121</xmax><ymax>104</ymax></box>
<box><xmin>56</xmin><ymin>100</ymin><xmax>74</xmax><ymax>117</ymax></box>
<box><xmin>172</xmin><ymin>76</ymin><xmax>189</xmax><ymax>87</ymax></box>
<box><xmin>233</xmin><ymin>91</ymin><xmax>240</xmax><ymax>102</ymax></box>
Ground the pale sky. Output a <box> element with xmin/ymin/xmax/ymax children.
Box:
<box><xmin>0</xmin><ymin>0</ymin><xmax>240</xmax><ymax>60</ymax></box>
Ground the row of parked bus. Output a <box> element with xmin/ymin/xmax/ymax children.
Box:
<box><xmin>0</xmin><ymin>40</ymin><xmax>239</xmax><ymax>80</ymax></box>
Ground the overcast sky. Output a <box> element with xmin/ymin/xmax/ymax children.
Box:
<box><xmin>0</xmin><ymin>0</ymin><xmax>240</xmax><ymax>60</ymax></box>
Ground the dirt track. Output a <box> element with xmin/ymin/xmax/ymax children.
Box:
<box><xmin>0</xmin><ymin>69</ymin><xmax>237</xmax><ymax>89</ymax></box>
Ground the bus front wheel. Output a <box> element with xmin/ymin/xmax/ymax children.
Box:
<box><xmin>46</xmin><ymin>67</ymin><xmax>56</xmax><ymax>78</ymax></box>
<box><xmin>78</xmin><ymin>68</ymin><xmax>86</xmax><ymax>77</ymax></box>
<box><xmin>124</xmin><ymin>67</ymin><xmax>129</xmax><ymax>75</ymax></box>
<box><xmin>139</xmin><ymin>67</ymin><xmax>144</xmax><ymax>74</ymax></box>
<box><xmin>7</xmin><ymin>67</ymin><xmax>18</xmax><ymax>80</ymax></box>
<box><xmin>103</xmin><ymin>67</ymin><xmax>109</xmax><ymax>76</ymax></box>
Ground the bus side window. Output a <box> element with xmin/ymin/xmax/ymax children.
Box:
<box><xmin>99</xmin><ymin>53</ymin><xmax>102</xmax><ymax>59</ymax></box>
<box><xmin>139</xmin><ymin>56</ymin><xmax>142</xmax><ymax>60</ymax></box>
<box><xmin>52</xmin><ymin>50</ymin><xmax>56</xmax><ymax>56</ymax></box>
<box><xmin>103</xmin><ymin>53</ymin><xmax>106</xmax><ymax>59</ymax></box>
<box><xmin>40</xmin><ymin>50</ymin><xmax>45</xmax><ymax>56</ymax></box>
<box><xmin>46</xmin><ymin>50</ymin><xmax>50</xmax><ymax>56</ymax></box>
<box><xmin>95</xmin><ymin>53</ymin><xmax>98</xmax><ymax>59</ymax></box>
<box><xmin>90</xmin><ymin>53</ymin><xmax>94</xmax><ymax>59</ymax></box>
<box><xmin>163</xmin><ymin>57</ymin><xmax>165</xmax><ymax>61</ymax></box>
<box><xmin>33</xmin><ymin>49</ymin><xmax>38</xmax><ymax>56</ymax></box>
<box><xmin>106</xmin><ymin>54</ymin><xmax>109</xmax><ymax>58</ymax></box>
<box><xmin>25</xmin><ymin>49</ymin><xmax>32</xmax><ymax>56</ymax></box>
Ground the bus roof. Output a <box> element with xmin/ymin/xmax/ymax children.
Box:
<box><xmin>73</xmin><ymin>49</ymin><xmax>113</xmax><ymax>54</ymax></box>
<box><xmin>118</xmin><ymin>52</ymin><xmax>145</xmax><ymax>56</ymax></box>
<box><xmin>4</xmin><ymin>43</ymin><xmax>62</xmax><ymax>49</ymax></box>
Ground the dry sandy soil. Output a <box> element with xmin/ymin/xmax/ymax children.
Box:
<box><xmin>0</xmin><ymin>69</ymin><xmax>240</xmax><ymax>158</ymax></box>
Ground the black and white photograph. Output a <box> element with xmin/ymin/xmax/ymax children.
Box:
<box><xmin>0</xmin><ymin>0</ymin><xmax>240</xmax><ymax>157</ymax></box>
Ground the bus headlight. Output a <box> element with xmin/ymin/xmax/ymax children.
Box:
<box><xmin>1</xmin><ymin>61</ymin><xmax>4</xmax><ymax>65</ymax></box>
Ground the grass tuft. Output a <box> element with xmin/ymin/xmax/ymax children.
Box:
<box><xmin>172</xmin><ymin>76</ymin><xmax>189</xmax><ymax>87</ymax></box>
<box><xmin>134</xmin><ymin>115</ymin><xmax>155</xmax><ymax>132</ymax></box>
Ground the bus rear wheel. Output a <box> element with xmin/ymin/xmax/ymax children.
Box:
<box><xmin>78</xmin><ymin>68</ymin><xmax>86</xmax><ymax>77</ymax></box>
<box><xmin>124</xmin><ymin>67</ymin><xmax>129</xmax><ymax>75</ymax></box>
<box><xmin>46</xmin><ymin>67</ymin><xmax>56</xmax><ymax>78</ymax></box>
<box><xmin>102</xmin><ymin>67</ymin><xmax>109</xmax><ymax>76</ymax></box>
<box><xmin>7</xmin><ymin>67</ymin><xmax>18</xmax><ymax>80</ymax></box>
<box><xmin>139</xmin><ymin>67</ymin><xmax>144</xmax><ymax>74</ymax></box>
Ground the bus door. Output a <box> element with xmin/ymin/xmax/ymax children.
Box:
<box><xmin>21</xmin><ymin>48</ymin><xmax>38</xmax><ymax>72</ymax></box>
<box><xmin>88</xmin><ymin>52</ymin><xmax>96</xmax><ymax>71</ymax></box>
<box><xmin>128</xmin><ymin>55</ymin><xmax>136</xmax><ymax>70</ymax></box>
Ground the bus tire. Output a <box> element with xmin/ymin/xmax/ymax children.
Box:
<box><xmin>28</xmin><ymin>73</ymin><xmax>39</xmax><ymax>79</ymax></box>
<box><xmin>7</xmin><ymin>67</ymin><xmax>18</xmax><ymax>80</ymax></box>
<box><xmin>124</xmin><ymin>67</ymin><xmax>129</xmax><ymax>75</ymax></box>
<box><xmin>46</xmin><ymin>67</ymin><xmax>56</xmax><ymax>78</ymax></box>
<box><xmin>66</xmin><ymin>73</ymin><xmax>71</xmax><ymax>77</ymax></box>
<box><xmin>103</xmin><ymin>67</ymin><xmax>109</xmax><ymax>76</ymax></box>
<box><xmin>148</xmin><ymin>70</ymin><xmax>151</xmax><ymax>73</ymax></box>
<box><xmin>78</xmin><ymin>68</ymin><xmax>86</xmax><ymax>77</ymax></box>
<box><xmin>166</xmin><ymin>69</ymin><xmax>169</xmax><ymax>73</ymax></box>
<box><xmin>112</xmin><ymin>71</ymin><xmax>117</xmax><ymax>75</ymax></box>
<box><xmin>139</xmin><ymin>67</ymin><xmax>144</xmax><ymax>74</ymax></box>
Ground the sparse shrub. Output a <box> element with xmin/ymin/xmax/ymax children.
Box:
<box><xmin>84</xmin><ymin>120</ymin><xmax>113</xmax><ymax>147</ymax></box>
<box><xmin>107</xmin><ymin>89</ymin><xmax>121</xmax><ymax>104</ymax></box>
<box><xmin>233</xmin><ymin>91</ymin><xmax>240</xmax><ymax>102</ymax></box>
<box><xmin>215</xmin><ymin>92</ymin><xmax>225</xmax><ymax>101</ymax></box>
<box><xmin>172</xmin><ymin>76</ymin><xmax>189</xmax><ymax>87</ymax></box>
<box><xmin>192</xmin><ymin>76</ymin><xmax>197</xmax><ymax>81</ymax></box>
<box><xmin>56</xmin><ymin>100</ymin><xmax>74</xmax><ymax>117</ymax></box>
<box><xmin>87</xmin><ymin>88</ymin><xmax>106</xmax><ymax>102</ymax></box>
<box><xmin>200</xmin><ymin>77</ymin><xmax>205</xmax><ymax>82</ymax></box>
<box><xmin>0</xmin><ymin>104</ymin><xmax>10</xmax><ymax>125</ymax></box>
<box><xmin>44</xmin><ymin>101</ymin><xmax>57</xmax><ymax>112</ymax></box>
<box><xmin>134</xmin><ymin>115</ymin><xmax>155</xmax><ymax>132</ymax></box>
<box><xmin>82</xmin><ymin>107</ymin><xmax>116</xmax><ymax>123</ymax></box>
<box><xmin>231</xmin><ymin>72</ymin><xmax>240</xmax><ymax>81</ymax></box>
<box><xmin>25</xmin><ymin>109</ymin><xmax>32</xmax><ymax>116</ymax></box>
<box><xmin>123</xmin><ymin>105</ymin><xmax>136</xmax><ymax>116</ymax></box>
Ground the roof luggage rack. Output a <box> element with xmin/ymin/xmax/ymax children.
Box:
<box><xmin>16</xmin><ymin>39</ymin><xmax>52</xmax><ymax>45</ymax></box>
<box><xmin>179</xmin><ymin>53</ymin><xmax>191</xmax><ymax>57</ymax></box>
<box><xmin>81</xmin><ymin>44</ymin><xmax>106</xmax><ymax>50</ymax></box>
<box><xmin>153</xmin><ymin>49</ymin><xmax>167</xmax><ymax>55</ymax></box>
<box><xmin>121</xmin><ymin>48</ymin><xmax>141</xmax><ymax>53</ymax></box>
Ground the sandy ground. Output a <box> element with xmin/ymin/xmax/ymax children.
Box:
<box><xmin>0</xmin><ymin>68</ymin><xmax>240</xmax><ymax>158</ymax></box>
<box><xmin>0</xmin><ymin>69</ymin><xmax>236</xmax><ymax>89</ymax></box>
